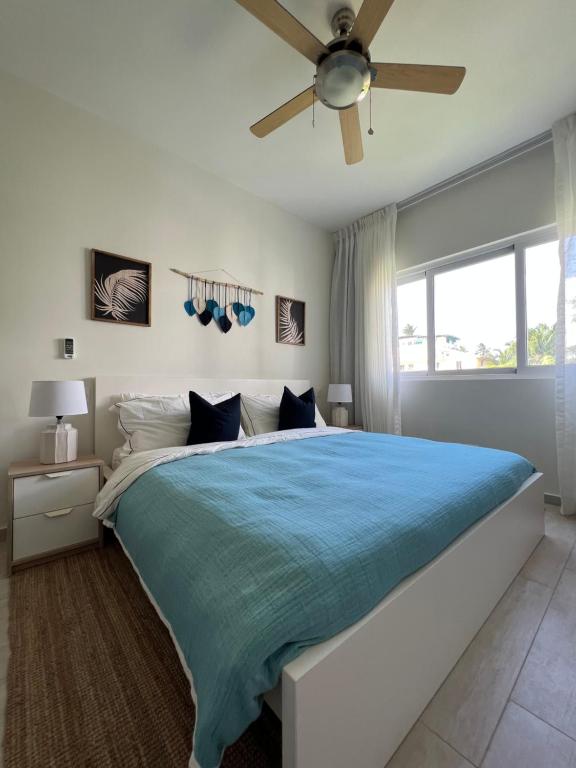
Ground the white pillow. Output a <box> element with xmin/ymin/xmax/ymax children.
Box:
<box><xmin>110</xmin><ymin>392</ymin><xmax>245</xmax><ymax>463</ymax></box>
<box><xmin>241</xmin><ymin>392</ymin><xmax>326</xmax><ymax>437</ymax></box>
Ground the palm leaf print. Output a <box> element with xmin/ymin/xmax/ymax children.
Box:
<box><xmin>94</xmin><ymin>269</ymin><xmax>148</xmax><ymax>321</ymax></box>
<box><xmin>279</xmin><ymin>298</ymin><xmax>303</xmax><ymax>344</ymax></box>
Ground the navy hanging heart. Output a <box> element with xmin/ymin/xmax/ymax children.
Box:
<box><xmin>197</xmin><ymin>280</ymin><xmax>212</xmax><ymax>325</ymax></box>
<box><xmin>198</xmin><ymin>308</ymin><xmax>212</xmax><ymax>326</ymax></box>
<box><xmin>219</xmin><ymin>314</ymin><xmax>232</xmax><ymax>333</ymax></box>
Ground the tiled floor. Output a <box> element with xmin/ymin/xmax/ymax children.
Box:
<box><xmin>387</xmin><ymin>505</ymin><xmax>576</xmax><ymax>768</ymax></box>
<box><xmin>1</xmin><ymin>508</ymin><xmax>576</xmax><ymax>768</ymax></box>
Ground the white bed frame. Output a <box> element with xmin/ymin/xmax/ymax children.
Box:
<box><xmin>94</xmin><ymin>376</ymin><xmax>544</xmax><ymax>768</ymax></box>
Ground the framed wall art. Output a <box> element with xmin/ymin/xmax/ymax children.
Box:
<box><xmin>276</xmin><ymin>295</ymin><xmax>305</xmax><ymax>346</ymax></box>
<box><xmin>91</xmin><ymin>249</ymin><xmax>151</xmax><ymax>326</ymax></box>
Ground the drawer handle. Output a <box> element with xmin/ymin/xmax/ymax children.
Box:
<box><xmin>44</xmin><ymin>472</ymin><xmax>73</xmax><ymax>479</ymax></box>
<box><xmin>44</xmin><ymin>508</ymin><xmax>73</xmax><ymax>518</ymax></box>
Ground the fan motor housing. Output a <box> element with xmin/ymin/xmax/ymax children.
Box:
<box><xmin>315</xmin><ymin>49</ymin><xmax>372</xmax><ymax>110</ymax></box>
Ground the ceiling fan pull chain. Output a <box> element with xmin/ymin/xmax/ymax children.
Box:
<box><xmin>368</xmin><ymin>88</ymin><xmax>374</xmax><ymax>136</ymax></box>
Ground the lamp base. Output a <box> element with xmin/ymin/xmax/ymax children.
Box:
<box><xmin>40</xmin><ymin>423</ymin><xmax>78</xmax><ymax>464</ymax></box>
<box><xmin>331</xmin><ymin>405</ymin><xmax>349</xmax><ymax>428</ymax></box>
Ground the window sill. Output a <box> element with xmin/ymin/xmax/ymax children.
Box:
<box><xmin>401</xmin><ymin>369</ymin><xmax>555</xmax><ymax>382</ymax></box>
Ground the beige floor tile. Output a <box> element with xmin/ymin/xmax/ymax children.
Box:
<box><xmin>422</xmin><ymin>576</ymin><xmax>551</xmax><ymax>766</ymax></box>
<box><xmin>521</xmin><ymin>534</ymin><xmax>573</xmax><ymax>588</ymax></box>
<box><xmin>513</xmin><ymin>569</ymin><xmax>576</xmax><ymax>740</ymax></box>
<box><xmin>565</xmin><ymin>546</ymin><xmax>576</xmax><ymax>573</ymax></box>
<box><xmin>386</xmin><ymin>721</ymin><xmax>474</xmax><ymax>768</ymax></box>
<box><xmin>482</xmin><ymin>702</ymin><xmax>576</xmax><ymax>768</ymax></box>
<box><xmin>545</xmin><ymin>508</ymin><xmax>576</xmax><ymax>545</ymax></box>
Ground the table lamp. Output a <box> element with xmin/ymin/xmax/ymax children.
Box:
<box><xmin>327</xmin><ymin>383</ymin><xmax>353</xmax><ymax>428</ymax></box>
<box><xmin>29</xmin><ymin>380</ymin><xmax>88</xmax><ymax>464</ymax></box>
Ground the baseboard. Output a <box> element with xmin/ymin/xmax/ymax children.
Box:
<box><xmin>544</xmin><ymin>493</ymin><xmax>562</xmax><ymax>507</ymax></box>
<box><xmin>0</xmin><ymin>527</ymin><xmax>6</xmax><ymax>542</ymax></box>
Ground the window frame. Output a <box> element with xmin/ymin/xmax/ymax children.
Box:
<box><xmin>397</xmin><ymin>225</ymin><xmax>558</xmax><ymax>379</ymax></box>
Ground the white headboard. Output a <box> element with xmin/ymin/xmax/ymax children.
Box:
<box><xmin>94</xmin><ymin>376</ymin><xmax>311</xmax><ymax>466</ymax></box>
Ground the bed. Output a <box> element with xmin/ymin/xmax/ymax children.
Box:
<box><xmin>93</xmin><ymin>376</ymin><xmax>544</xmax><ymax>768</ymax></box>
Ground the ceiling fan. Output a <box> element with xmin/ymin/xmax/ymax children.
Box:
<box><xmin>235</xmin><ymin>0</ymin><xmax>466</xmax><ymax>165</ymax></box>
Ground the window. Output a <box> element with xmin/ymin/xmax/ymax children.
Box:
<box><xmin>525</xmin><ymin>241</ymin><xmax>560</xmax><ymax>366</ymax></box>
<box><xmin>398</xmin><ymin>278</ymin><xmax>427</xmax><ymax>372</ymax></box>
<box><xmin>434</xmin><ymin>252</ymin><xmax>516</xmax><ymax>370</ymax></box>
<box><xmin>398</xmin><ymin>230</ymin><xmax>559</xmax><ymax>376</ymax></box>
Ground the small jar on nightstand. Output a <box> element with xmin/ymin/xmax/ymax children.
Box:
<box><xmin>7</xmin><ymin>456</ymin><xmax>104</xmax><ymax>574</ymax></box>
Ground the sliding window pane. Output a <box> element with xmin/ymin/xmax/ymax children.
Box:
<box><xmin>525</xmin><ymin>240</ymin><xmax>559</xmax><ymax>366</ymax></box>
<box><xmin>398</xmin><ymin>278</ymin><xmax>427</xmax><ymax>372</ymax></box>
<box><xmin>434</xmin><ymin>253</ymin><xmax>516</xmax><ymax>370</ymax></box>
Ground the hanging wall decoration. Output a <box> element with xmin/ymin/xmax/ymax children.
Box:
<box><xmin>276</xmin><ymin>295</ymin><xmax>305</xmax><ymax>346</ymax></box>
<box><xmin>197</xmin><ymin>281</ymin><xmax>213</xmax><ymax>326</ymax></box>
<box><xmin>184</xmin><ymin>277</ymin><xmax>196</xmax><ymax>316</ymax></box>
<box><xmin>92</xmin><ymin>249</ymin><xmax>151</xmax><ymax>326</ymax></box>
<box><xmin>218</xmin><ymin>285</ymin><xmax>233</xmax><ymax>333</ymax></box>
<box><xmin>171</xmin><ymin>267</ymin><xmax>262</xmax><ymax>335</ymax></box>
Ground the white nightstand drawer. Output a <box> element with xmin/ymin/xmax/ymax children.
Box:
<box><xmin>12</xmin><ymin>503</ymin><xmax>98</xmax><ymax>562</ymax></box>
<box><xmin>13</xmin><ymin>467</ymin><xmax>99</xmax><ymax>519</ymax></box>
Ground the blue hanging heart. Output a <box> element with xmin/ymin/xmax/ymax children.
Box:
<box><xmin>238</xmin><ymin>309</ymin><xmax>251</xmax><ymax>326</ymax></box>
<box><xmin>184</xmin><ymin>300</ymin><xmax>196</xmax><ymax>316</ymax></box>
<box><xmin>246</xmin><ymin>306</ymin><xmax>255</xmax><ymax>321</ymax></box>
<box><xmin>213</xmin><ymin>306</ymin><xmax>225</xmax><ymax>321</ymax></box>
<box><xmin>206</xmin><ymin>299</ymin><xmax>218</xmax><ymax>313</ymax></box>
<box><xmin>232</xmin><ymin>302</ymin><xmax>245</xmax><ymax>317</ymax></box>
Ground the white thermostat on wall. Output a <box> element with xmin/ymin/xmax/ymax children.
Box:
<box><xmin>63</xmin><ymin>337</ymin><xmax>75</xmax><ymax>359</ymax></box>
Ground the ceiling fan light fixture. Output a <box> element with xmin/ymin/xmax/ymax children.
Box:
<box><xmin>315</xmin><ymin>50</ymin><xmax>371</xmax><ymax>110</ymax></box>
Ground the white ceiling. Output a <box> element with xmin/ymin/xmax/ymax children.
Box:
<box><xmin>0</xmin><ymin>0</ymin><xmax>575</xmax><ymax>230</ymax></box>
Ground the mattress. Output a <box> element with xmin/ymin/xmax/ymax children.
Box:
<box><xmin>96</xmin><ymin>429</ymin><xmax>534</xmax><ymax>767</ymax></box>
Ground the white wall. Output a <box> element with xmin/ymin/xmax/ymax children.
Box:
<box><xmin>396</xmin><ymin>143</ymin><xmax>558</xmax><ymax>494</ymax></box>
<box><xmin>396</xmin><ymin>142</ymin><xmax>555</xmax><ymax>271</ymax></box>
<box><xmin>0</xmin><ymin>70</ymin><xmax>333</xmax><ymax>528</ymax></box>
<box><xmin>401</xmin><ymin>379</ymin><xmax>557</xmax><ymax>493</ymax></box>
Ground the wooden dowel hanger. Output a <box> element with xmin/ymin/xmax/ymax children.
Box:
<box><xmin>170</xmin><ymin>268</ymin><xmax>263</xmax><ymax>296</ymax></box>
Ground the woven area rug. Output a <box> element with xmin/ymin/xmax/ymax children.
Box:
<box><xmin>4</xmin><ymin>542</ymin><xmax>281</xmax><ymax>767</ymax></box>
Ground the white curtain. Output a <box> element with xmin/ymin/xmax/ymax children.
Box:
<box><xmin>330</xmin><ymin>204</ymin><xmax>401</xmax><ymax>434</ymax></box>
<box><xmin>553</xmin><ymin>114</ymin><xmax>576</xmax><ymax>516</ymax></box>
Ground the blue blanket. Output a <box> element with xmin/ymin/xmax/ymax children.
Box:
<box><xmin>113</xmin><ymin>432</ymin><xmax>534</xmax><ymax>767</ymax></box>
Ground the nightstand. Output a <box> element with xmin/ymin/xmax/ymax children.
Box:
<box><xmin>7</xmin><ymin>456</ymin><xmax>104</xmax><ymax>573</ymax></box>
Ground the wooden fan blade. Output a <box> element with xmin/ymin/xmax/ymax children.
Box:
<box><xmin>250</xmin><ymin>86</ymin><xmax>315</xmax><ymax>138</ymax></box>
<box><xmin>351</xmin><ymin>0</ymin><xmax>396</xmax><ymax>50</ymax></box>
<box><xmin>371</xmin><ymin>63</ymin><xmax>466</xmax><ymax>94</ymax></box>
<box><xmin>339</xmin><ymin>106</ymin><xmax>363</xmax><ymax>165</ymax></box>
<box><xmin>235</xmin><ymin>0</ymin><xmax>329</xmax><ymax>64</ymax></box>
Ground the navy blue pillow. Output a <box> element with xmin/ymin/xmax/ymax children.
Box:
<box><xmin>187</xmin><ymin>392</ymin><xmax>241</xmax><ymax>445</ymax></box>
<box><xmin>278</xmin><ymin>386</ymin><xmax>316</xmax><ymax>431</ymax></box>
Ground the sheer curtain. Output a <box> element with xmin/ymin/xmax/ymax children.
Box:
<box><xmin>553</xmin><ymin>114</ymin><xmax>576</xmax><ymax>516</ymax></box>
<box><xmin>330</xmin><ymin>204</ymin><xmax>401</xmax><ymax>433</ymax></box>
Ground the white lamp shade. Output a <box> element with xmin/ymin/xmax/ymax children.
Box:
<box><xmin>29</xmin><ymin>380</ymin><xmax>88</xmax><ymax>417</ymax></box>
<box><xmin>327</xmin><ymin>383</ymin><xmax>353</xmax><ymax>403</ymax></box>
